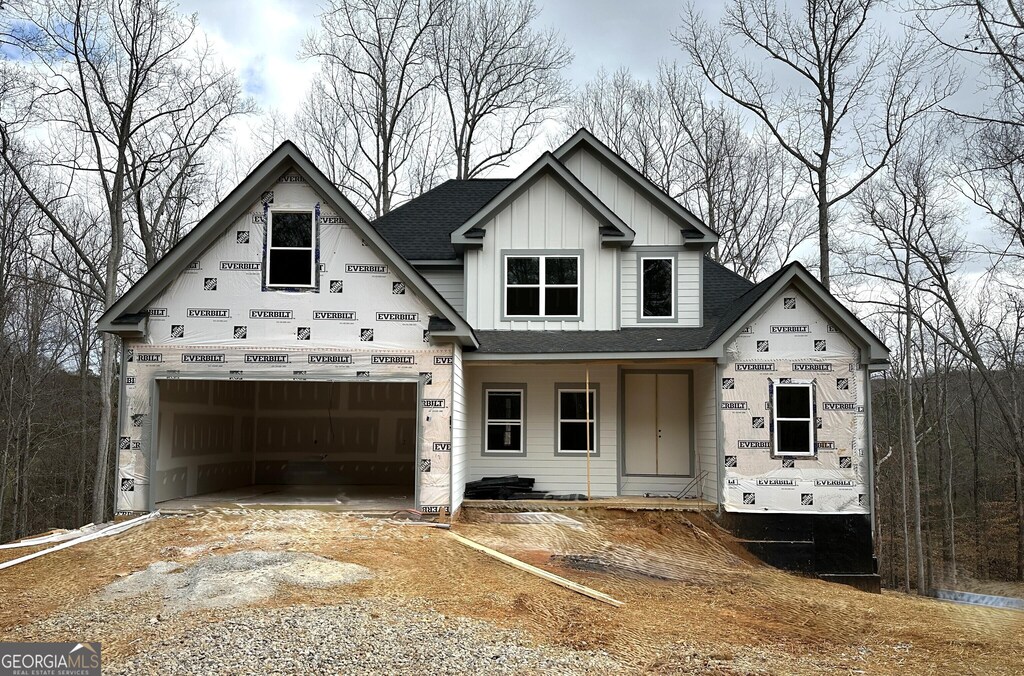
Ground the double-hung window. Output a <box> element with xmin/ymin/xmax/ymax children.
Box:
<box><xmin>557</xmin><ymin>387</ymin><xmax>597</xmax><ymax>455</ymax></box>
<box><xmin>505</xmin><ymin>254</ymin><xmax>580</xmax><ymax>318</ymax></box>
<box><xmin>771</xmin><ymin>381</ymin><xmax>816</xmax><ymax>456</ymax></box>
<box><xmin>640</xmin><ymin>256</ymin><xmax>674</xmax><ymax>319</ymax></box>
<box><xmin>266</xmin><ymin>211</ymin><xmax>316</xmax><ymax>288</ymax></box>
<box><xmin>484</xmin><ymin>388</ymin><xmax>525</xmax><ymax>454</ymax></box>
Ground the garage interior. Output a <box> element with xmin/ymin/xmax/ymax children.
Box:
<box><xmin>152</xmin><ymin>379</ymin><xmax>418</xmax><ymax>511</ymax></box>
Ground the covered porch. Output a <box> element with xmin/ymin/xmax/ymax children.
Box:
<box><xmin>461</xmin><ymin>358</ymin><xmax>720</xmax><ymax>506</ymax></box>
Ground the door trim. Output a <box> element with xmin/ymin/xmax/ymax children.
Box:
<box><xmin>619</xmin><ymin>368</ymin><xmax>695</xmax><ymax>479</ymax></box>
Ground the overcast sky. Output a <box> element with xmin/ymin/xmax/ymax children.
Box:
<box><xmin>177</xmin><ymin>0</ymin><xmax>737</xmax><ymax>175</ymax></box>
<box><xmin>178</xmin><ymin>0</ymin><xmax>717</xmax><ymax>116</ymax></box>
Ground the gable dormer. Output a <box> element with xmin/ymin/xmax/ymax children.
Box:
<box><xmin>555</xmin><ymin>130</ymin><xmax>718</xmax><ymax>328</ymax></box>
<box><xmin>451</xmin><ymin>153</ymin><xmax>634</xmax><ymax>331</ymax></box>
<box><xmin>554</xmin><ymin>129</ymin><xmax>718</xmax><ymax>247</ymax></box>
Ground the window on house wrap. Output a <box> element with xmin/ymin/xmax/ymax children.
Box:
<box><xmin>771</xmin><ymin>381</ymin><xmax>816</xmax><ymax>456</ymax></box>
<box><xmin>640</xmin><ymin>256</ymin><xmax>674</xmax><ymax>318</ymax></box>
<box><xmin>504</xmin><ymin>255</ymin><xmax>580</xmax><ymax>318</ymax></box>
<box><xmin>484</xmin><ymin>388</ymin><xmax>524</xmax><ymax>454</ymax></box>
<box><xmin>266</xmin><ymin>211</ymin><xmax>316</xmax><ymax>288</ymax></box>
<box><xmin>557</xmin><ymin>388</ymin><xmax>597</xmax><ymax>455</ymax></box>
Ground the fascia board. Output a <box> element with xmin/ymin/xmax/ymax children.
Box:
<box><xmin>463</xmin><ymin>349</ymin><xmax>723</xmax><ymax>361</ymax></box>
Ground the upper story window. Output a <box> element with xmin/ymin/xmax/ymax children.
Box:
<box><xmin>640</xmin><ymin>255</ymin><xmax>674</xmax><ymax>319</ymax></box>
<box><xmin>504</xmin><ymin>254</ymin><xmax>580</xmax><ymax>318</ymax></box>
<box><xmin>771</xmin><ymin>381</ymin><xmax>816</xmax><ymax>456</ymax></box>
<box><xmin>266</xmin><ymin>211</ymin><xmax>316</xmax><ymax>288</ymax></box>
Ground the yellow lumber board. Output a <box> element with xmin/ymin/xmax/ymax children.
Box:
<box><xmin>448</xmin><ymin>531</ymin><xmax>624</xmax><ymax>608</ymax></box>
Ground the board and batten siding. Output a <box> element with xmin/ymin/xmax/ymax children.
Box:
<box><xmin>420</xmin><ymin>269</ymin><xmax>465</xmax><ymax>315</ymax></box>
<box><xmin>450</xmin><ymin>345</ymin><xmax>468</xmax><ymax>511</ymax></box>
<box><xmin>561</xmin><ymin>147</ymin><xmax>685</xmax><ymax>247</ymax></box>
<box><xmin>464</xmin><ymin>174</ymin><xmax>618</xmax><ymax>330</ymax></box>
<box><xmin>620</xmin><ymin>249</ymin><xmax>702</xmax><ymax>327</ymax></box>
<box><xmin>466</xmin><ymin>362</ymin><xmax>618</xmax><ymax>496</ymax></box>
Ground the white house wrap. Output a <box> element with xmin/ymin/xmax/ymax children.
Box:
<box><xmin>720</xmin><ymin>289</ymin><xmax>869</xmax><ymax>514</ymax></box>
<box><xmin>100</xmin><ymin>133</ymin><xmax>889</xmax><ymax>586</ymax></box>
<box><xmin>112</xmin><ymin>165</ymin><xmax>465</xmax><ymax>513</ymax></box>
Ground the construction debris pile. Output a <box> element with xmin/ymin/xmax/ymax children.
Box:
<box><xmin>464</xmin><ymin>476</ymin><xmax>586</xmax><ymax>501</ymax></box>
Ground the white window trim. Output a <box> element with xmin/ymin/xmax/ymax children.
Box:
<box><xmin>266</xmin><ymin>210</ymin><xmax>316</xmax><ymax>289</ymax></box>
<box><xmin>771</xmin><ymin>381</ymin><xmax>816</xmax><ymax>457</ymax></box>
<box><xmin>483</xmin><ymin>387</ymin><xmax>525</xmax><ymax>455</ymax></box>
<box><xmin>556</xmin><ymin>386</ymin><xmax>598</xmax><ymax>456</ymax></box>
<box><xmin>504</xmin><ymin>254</ymin><xmax>581</xmax><ymax>319</ymax></box>
<box><xmin>639</xmin><ymin>255</ymin><xmax>676</xmax><ymax>319</ymax></box>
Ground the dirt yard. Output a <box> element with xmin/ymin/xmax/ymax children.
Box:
<box><xmin>1</xmin><ymin>507</ymin><xmax>1022</xmax><ymax>674</ymax></box>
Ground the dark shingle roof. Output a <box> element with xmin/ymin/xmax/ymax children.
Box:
<box><xmin>372</xmin><ymin>179</ymin><xmax>514</xmax><ymax>261</ymax></box>
<box><xmin>369</xmin><ymin>177</ymin><xmax>787</xmax><ymax>355</ymax></box>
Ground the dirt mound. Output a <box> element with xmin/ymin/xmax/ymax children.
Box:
<box><xmin>102</xmin><ymin>551</ymin><xmax>372</xmax><ymax>614</ymax></box>
<box><xmin>457</xmin><ymin>508</ymin><xmax>754</xmax><ymax>585</ymax></box>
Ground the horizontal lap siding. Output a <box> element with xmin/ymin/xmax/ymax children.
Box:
<box><xmin>678</xmin><ymin>251</ymin><xmax>700</xmax><ymax>326</ymax></box>
<box><xmin>621</xmin><ymin>250</ymin><xmax>702</xmax><ymax>327</ymax></box>
<box><xmin>695</xmin><ymin>365</ymin><xmax>719</xmax><ymax>504</ymax></box>
<box><xmin>451</xmin><ymin>346</ymin><xmax>467</xmax><ymax>510</ymax></box>
<box><xmin>466</xmin><ymin>363</ymin><xmax>618</xmax><ymax>496</ymax></box>
<box><xmin>421</xmin><ymin>269</ymin><xmax>465</xmax><ymax>315</ymax></box>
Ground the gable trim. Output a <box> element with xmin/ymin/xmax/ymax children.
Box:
<box><xmin>98</xmin><ymin>141</ymin><xmax>477</xmax><ymax>347</ymax></box>
<box><xmin>554</xmin><ymin>128</ymin><xmax>719</xmax><ymax>244</ymax></box>
<box><xmin>450</xmin><ymin>152</ymin><xmax>635</xmax><ymax>249</ymax></box>
<box><xmin>709</xmin><ymin>263</ymin><xmax>889</xmax><ymax>365</ymax></box>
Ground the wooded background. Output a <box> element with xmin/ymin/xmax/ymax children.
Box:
<box><xmin>1</xmin><ymin>0</ymin><xmax>1022</xmax><ymax>593</ymax></box>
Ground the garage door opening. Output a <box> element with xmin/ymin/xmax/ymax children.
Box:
<box><xmin>152</xmin><ymin>379</ymin><xmax>418</xmax><ymax>511</ymax></box>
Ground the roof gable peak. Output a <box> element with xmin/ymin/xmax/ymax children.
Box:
<box><xmin>450</xmin><ymin>152</ymin><xmax>635</xmax><ymax>249</ymax></box>
<box><xmin>98</xmin><ymin>140</ymin><xmax>477</xmax><ymax>346</ymax></box>
<box><xmin>554</xmin><ymin>128</ymin><xmax>719</xmax><ymax>243</ymax></box>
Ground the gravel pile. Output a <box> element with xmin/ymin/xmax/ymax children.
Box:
<box><xmin>101</xmin><ymin>551</ymin><xmax>372</xmax><ymax>614</ymax></box>
<box><xmin>105</xmin><ymin>600</ymin><xmax>627</xmax><ymax>675</ymax></box>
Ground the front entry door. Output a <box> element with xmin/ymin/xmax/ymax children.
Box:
<box><xmin>624</xmin><ymin>372</ymin><xmax>691</xmax><ymax>476</ymax></box>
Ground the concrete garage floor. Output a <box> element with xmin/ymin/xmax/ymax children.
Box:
<box><xmin>156</xmin><ymin>484</ymin><xmax>415</xmax><ymax>512</ymax></box>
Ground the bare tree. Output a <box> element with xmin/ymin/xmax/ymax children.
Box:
<box><xmin>431</xmin><ymin>0</ymin><xmax>571</xmax><ymax>179</ymax></box>
<box><xmin>677</xmin><ymin>0</ymin><xmax>956</xmax><ymax>289</ymax></box>
<box><xmin>562</xmin><ymin>68</ymin><xmax>644</xmax><ymax>164</ymax></box>
<box><xmin>301</xmin><ymin>0</ymin><xmax>443</xmax><ymax>216</ymax></box>
<box><xmin>0</xmin><ymin>0</ymin><xmax>250</xmax><ymax>522</ymax></box>
<box><xmin>564</xmin><ymin>63</ymin><xmax>814</xmax><ymax>280</ymax></box>
<box><xmin>914</xmin><ymin>0</ymin><xmax>1024</xmax><ymax>127</ymax></box>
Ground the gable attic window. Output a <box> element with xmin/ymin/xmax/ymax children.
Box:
<box><xmin>266</xmin><ymin>211</ymin><xmax>316</xmax><ymax>288</ymax></box>
<box><xmin>504</xmin><ymin>254</ymin><xmax>580</xmax><ymax>318</ymax></box>
<box><xmin>770</xmin><ymin>381</ymin><xmax>816</xmax><ymax>456</ymax></box>
<box><xmin>640</xmin><ymin>255</ymin><xmax>674</xmax><ymax>318</ymax></box>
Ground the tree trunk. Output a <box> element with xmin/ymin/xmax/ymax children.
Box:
<box><xmin>972</xmin><ymin>394</ymin><xmax>985</xmax><ymax>579</ymax></box>
<box><xmin>1017</xmin><ymin>457</ymin><xmax>1024</xmax><ymax>581</ymax></box>
<box><xmin>904</xmin><ymin>310</ymin><xmax>926</xmax><ymax>593</ymax></box>
<box><xmin>91</xmin><ymin>331</ymin><xmax>117</xmax><ymax>523</ymax></box>
<box><xmin>76</xmin><ymin>319</ymin><xmax>89</xmax><ymax>527</ymax></box>
<box><xmin>937</xmin><ymin>373</ymin><xmax>955</xmax><ymax>586</ymax></box>
<box><xmin>15</xmin><ymin>415</ymin><xmax>30</xmax><ymax>539</ymax></box>
<box><xmin>817</xmin><ymin>170</ymin><xmax>830</xmax><ymax>291</ymax></box>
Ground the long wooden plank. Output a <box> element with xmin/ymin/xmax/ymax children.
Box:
<box><xmin>448</xmin><ymin>531</ymin><xmax>624</xmax><ymax>608</ymax></box>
